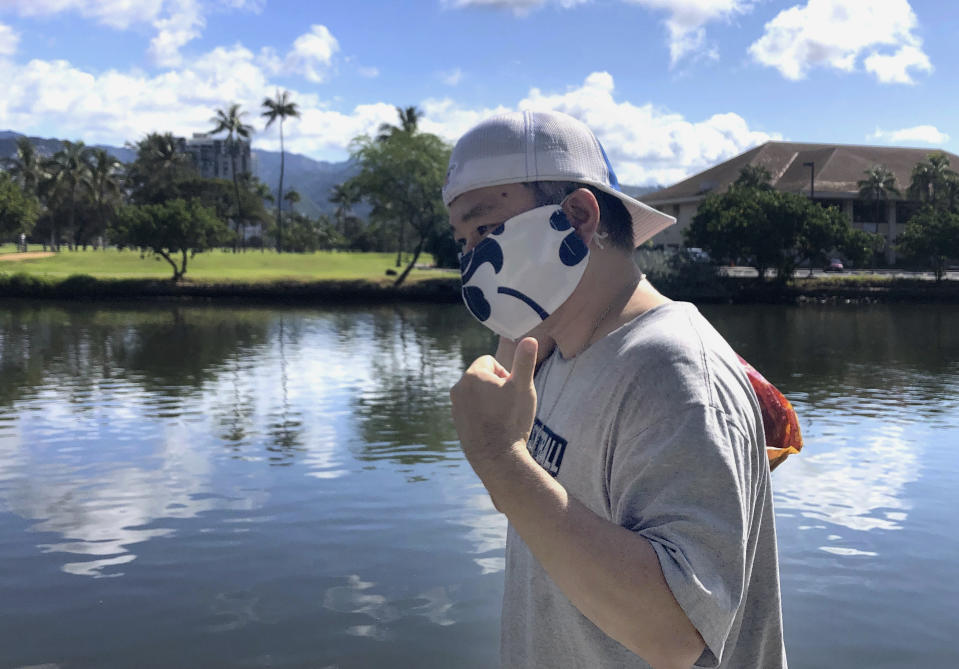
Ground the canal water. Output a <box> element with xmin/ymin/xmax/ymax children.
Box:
<box><xmin>0</xmin><ymin>300</ymin><xmax>957</xmax><ymax>668</ymax></box>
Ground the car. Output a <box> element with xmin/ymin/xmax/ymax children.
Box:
<box><xmin>684</xmin><ymin>247</ymin><xmax>711</xmax><ymax>263</ymax></box>
<box><xmin>824</xmin><ymin>258</ymin><xmax>844</xmax><ymax>273</ymax></box>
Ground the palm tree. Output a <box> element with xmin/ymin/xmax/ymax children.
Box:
<box><xmin>210</xmin><ymin>103</ymin><xmax>254</xmax><ymax>251</ymax></box>
<box><xmin>283</xmin><ymin>188</ymin><xmax>300</xmax><ymax>210</ymax></box>
<box><xmin>857</xmin><ymin>165</ymin><xmax>900</xmax><ymax>223</ymax></box>
<box><xmin>262</xmin><ymin>90</ymin><xmax>300</xmax><ymax>253</ymax></box>
<box><xmin>908</xmin><ymin>152</ymin><xmax>958</xmax><ymax>207</ymax></box>
<box><xmin>376</xmin><ymin>105</ymin><xmax>422</xmax><ymax>142</ymax></box>
<box><xmin>376</xmin><ymin>105</ymin><xmax>424</xmax><ymax>266</ymax></box>
<box><xmin>734</xmin><ymin>164</ymin><xmax>773</xmax><ymax>190</ymax></box>
<box><xmin>126</xmin><ymin>132</ymin><xmax>195</xmax><ymax>204</ymax></box>
<box><xmin>329</xmin><ymin>181</ymin><xmax>360</xmax><ymax>232</ymax></box>
<box><xmin>43</xmin><ymin>141</ymin><xmax>92</xmax><ymax>251</ymax></box>
<box><xmin>4</xmin><ymin>137</ymin><xmax>46</xmax><ymax>196</ymax></box>
<box><xmin>84</xmin><ymin>148</ymin><xmax>123</xmax><ymax>249</ymax></box>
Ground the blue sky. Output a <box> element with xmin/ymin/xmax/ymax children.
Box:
<box><xmin>0</xmin><ymin>0</ymin><xmax>953</xmax><ymax>186</ymax></box>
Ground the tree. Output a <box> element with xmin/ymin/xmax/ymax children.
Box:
<box><xmin>3</xmin><ymin>137</ymin><xmax>46</xmax><ymax>198</ymax></box>
<box><xmin>842</xmin><ymin>226</ymin><xmax>886</xmax><ymax>269</ymax></box>
<box><xmin>42</xmin><ymin>140</ymin><xmax>92</xmax><ymax>250</ymax></box>
<box><xmin>210</xmin><ymin>103</ymin><xmax>254</xmax><ymax>251</ymax></box>
<box><xmin>376</xmin><ymin>106</ymin><xmax>425</xmax><ymax>266</ymax></box>
<box><xmin>262</xmin><ymin>90</ymin><xmax>301</xmax><ymax>253</ymax></box>
<box><xmin>347</xmin><ymin>121</ymin><xmax>450</xmax><ymax>286</ymax></box>
<box><xmin>686</xmin><ymin>166</ymin><xmax>859</xmax><ymax>282</ymax></box>
<box><xmin>126</xmin><ymin>132</ymin><xmax>196</xmax><ymax>205</ymax></box>
<box><xmin>896</xmin><ymin>205</ymin><xmax>959</xmax><ymax>282</ymax></box>
<box><xmin>907</xmin><ymin>152</ymin><xmax>958</xmax><ymax>209</ymax></box>
<box><xmin>376</xmin><ymin>105</ymin><xmax>422</xmax><ymax>142</ymax></box>
<box><xmin>83</xmin><ymin>148</ymin><xmax>123</xmax><ymax>248</ymax></box>
<box><xmin>283</xmin><ymin>188</ymin><xmax>300</xmax><ymax>210</ymax></box>
<box><xmin>795</xmin><ymin>204</ymin><xmax>854</xmax><ymax>275</ymax></box>
<box><xmin>734</xmin><ymin>164</ymin><xmax>774</xmax><ymax>190</ymax></box>
<box><xmin>857</xmin><ymin>165</ymin><xmax>901</xmax><ymax>224</ymax></box>
<box><xmin>0</xmin><ymin>171</ymin><xmax>39</xmax><ymax>241</ymax></box>
<box><xmin>112</xmin><ymin>198</ymin><xmax>232</xmax><ymax>281</ymax></box>
<box><xmin>329</xmin><ymin>181</ymin><xmax>364</xmax><ymax>248</ymax></box>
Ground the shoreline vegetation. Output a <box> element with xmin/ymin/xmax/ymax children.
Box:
<box><xmin>2</xmin><ymin>247</ymin><xmax>959</xmax><ymax>305</ymax></box>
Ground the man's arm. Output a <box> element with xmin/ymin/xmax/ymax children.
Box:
<box><xmin>451</xmin><ymin>339</ymin><xmax>705</xmax><ymax>669</ymax></box>
<box><xmin>484</xmin><ymin>442</ymin><xmax>705</xmax><ymax>669</ymax></box>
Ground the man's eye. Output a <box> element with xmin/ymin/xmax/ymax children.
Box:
<box><xmin>476</xmin><ymin>225</ymin><xmax>489</xmax><ymax>237</ymax></box>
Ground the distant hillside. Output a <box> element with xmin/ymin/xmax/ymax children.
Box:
<box><xmin>0</xmin><ymin>130</ymin><xmax>359</xmax><ymax>218</ymax></box>
<box><xmin>1</xmin><ymin>130</ymin><xmax>659</xmax><ymax>217</ymax></box>
<box><xmin>252</xmin><ymin>149</ymin><xmax>360</xmax><ymax>218</ymax></box>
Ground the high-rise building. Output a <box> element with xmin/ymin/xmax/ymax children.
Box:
<box><xmin>176</xmin><ymin>133</ymin><xmax>253</xmax><ymax>181</ymax></box>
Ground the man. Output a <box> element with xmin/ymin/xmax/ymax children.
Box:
<box><xmin>447</xmin><ymin>111</ymin><xmax>786</xmax><ymax>668</ymax></box>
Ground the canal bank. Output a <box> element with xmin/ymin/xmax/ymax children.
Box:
<box><xmin>2</xmin><ymin>271</ymin><xmax>959</xmax><ymax>304</ymax></box>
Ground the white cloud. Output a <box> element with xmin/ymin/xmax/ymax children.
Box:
<box><xmin>864</xmin><ymin>45</ymin><xmax>931</xmax><ymax>84</ymax></box>
<box><xmin>0</xmin><ymin>0</ymin><xmax>165</xmax><ymax>30</ymax></box>
<box><xmin>0</xmin><ymin>22</ymin><xmax>20</xmax><ymax>57</ymax></box>
<box><xmin>440</xmin><ymin>68</ymin><xmax>463</xmax><ymax>86</ymax></box>
<box><xmin>870</xmin><ymin>125</ymin><xmax>948</xmax><ymax>145</ymax></box>
<box><xmin>0</xmin><ymin>42</ymin><xmax>395</xmax><ymax>162</ymax></box>
<box><xmin>749</xmin><ymin>0</ymin><xmax>931</xmax><ymax>84</ymax></box>
<box><xmin>148</xmin><ymin>0</ymin><xmax>204</xmax><ymax>68</ymax></box>
<box><xmin>423</xmin><ymin>71</ymin><xmax>777</xmax><ymax>186</ymax></box>
<box><xmin>286</xmin><ymin>24</ymin><xmax>339</xmax><ymax>83</ymax></box>
<box><xmin>0</xmin><ymin>0</ymin><xmax>263</xmax><ymax>66</ymax></box>
<box><xmin>357</xmin><ymin>65</ymin><xmax>380</xmax><ymax>78</ymax></box>
<box><xmin>442</xmin><ymin>0</ymin><xmax>588</xmax><ymax>16</ymax></box>
<box><xmin>0</xmin><ymin>43</ymin><xmax>773</xmax><ymax>186</ymax></box>
<box><xmin>445</xmin><ymin>0</ymin><xmax>749</xmax><ymax>61</ymax></box>
<box><xmin>626</xmin><ymin>0</ymin><xmax>751</xmax><ymax>64</ymax></box>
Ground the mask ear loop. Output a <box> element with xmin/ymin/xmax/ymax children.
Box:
<box><xmin>560</xmin><ymin>192</ymin><xmax>607</xmax><ymax>250</ymax></box>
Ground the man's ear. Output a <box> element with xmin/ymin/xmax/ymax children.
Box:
<box><xmin>561</xmin><ymin>188</ymin><xmax>600</xmax><ymax>246</ymax></box>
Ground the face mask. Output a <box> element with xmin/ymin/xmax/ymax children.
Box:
<box><xmin>459</xmin><ymin>204</ymin><xmax>590</xmax><ymax>341</ymax></box>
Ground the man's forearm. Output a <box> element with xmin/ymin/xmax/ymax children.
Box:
<box><xmin>477</xmin><ymin>444</ymin><xmax>705</xmax><ymax>669</ymax></box>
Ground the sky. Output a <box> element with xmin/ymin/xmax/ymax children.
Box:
<box><xmin>0</xmin><ymin>0</ymin><xmax>955</xmax><ymax>186</ymax></box>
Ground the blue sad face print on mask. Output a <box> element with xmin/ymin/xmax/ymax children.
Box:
<box><xmin>459</xmin><ymin>205</ymin><xmax>590</xmax><ymax>341</ymax></box>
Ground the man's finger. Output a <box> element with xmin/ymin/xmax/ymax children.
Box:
<box><xmin>509</xmin><ymin>337</ymin><xmax>538</xmax><ymax>388</ymax></box>
<box><xmin>468</xmin><ymin>354</ymin><xmax>508</xmax><ymax>375</ymax></box>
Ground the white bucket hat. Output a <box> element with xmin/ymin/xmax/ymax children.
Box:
<box><xmin>442</xmin><ymin>110</ymin><xmax>675</xmax><ymax>247</ymax></box>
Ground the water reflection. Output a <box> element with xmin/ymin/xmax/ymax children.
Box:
<box><xmin>0</xmin><ymin>417</ymin><xmax>263</xmax><ymax>578</ymax></box>
<box><xmin>2</xmin><ymin>300</ymin><xmax>957</xmax><ymax>668</ymax></box>
<box><xmin>774</xmin><ymin>425</ymin><xmax>919</xmax><ymax>533</ymax></box>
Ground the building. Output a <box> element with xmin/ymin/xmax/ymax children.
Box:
<box><xmin>642</xmin><ymin>141</ymin><xmax>959</xmax><ymax>263</ymax></box>
<box><xmin>176</xmin><ymin>133</ymin><xmax>253</xmax><ymax>181</ymax></box>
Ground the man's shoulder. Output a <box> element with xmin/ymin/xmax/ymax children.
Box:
<box><xmin>598</xmin><ymin>301</ymin><xmax>760</xmax><ymax>432</ymax></box>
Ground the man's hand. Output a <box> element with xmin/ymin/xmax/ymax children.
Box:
<box><xmin>450</xmin><ymin>337</ymin><xmax>539</xmax><ymax>480</ymax></box>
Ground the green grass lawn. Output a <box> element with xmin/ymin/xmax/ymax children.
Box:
<box><xmin>0</xmin><ymin>247</ymin><xmax>457</xmax><ymax>283</ymax></box>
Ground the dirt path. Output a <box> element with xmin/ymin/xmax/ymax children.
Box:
<box><xmin>0</xmin><ymin>251</ymin><xmax>55</xmax><ymax>262</ymax></box>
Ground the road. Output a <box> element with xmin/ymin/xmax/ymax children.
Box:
<box><xmin>719</xmin><ymin>267</ymin><xmax>959</xmax><ymax>281</ymax></box>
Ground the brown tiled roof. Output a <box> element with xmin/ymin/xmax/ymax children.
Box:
<box><xmin>642</xmin><ymin>141</ymin><xmax>959</xmax><ymax>203</ymax></box>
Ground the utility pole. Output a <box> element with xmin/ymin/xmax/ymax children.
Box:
<box><xmin>802</xmin><ymin>161</ymin><xmax>815</xmax><ymax>199</ymax></box>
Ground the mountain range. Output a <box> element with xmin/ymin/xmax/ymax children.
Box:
<box><xmin>0</xmin><ymin>131</ymin><xmax>660</xmax><ymax>218</ymax></box>
<box><xmin>0</xmin><ymin>130</ymin><xmax>359</xmax><ymax>219</ymax></box>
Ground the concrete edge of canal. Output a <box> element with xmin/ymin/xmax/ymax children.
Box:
<box><xmin>3</xmin><ymin>273</ymin><xmax>959</xmax><ymax>305</ymax></box>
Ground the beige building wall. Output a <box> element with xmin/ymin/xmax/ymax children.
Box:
<box><xmin>648</xmin><ymin>202</ymin><xmax>698</xmax><ymax>249</ymax></box>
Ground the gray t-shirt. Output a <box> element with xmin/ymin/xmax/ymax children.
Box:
<box><xmin>502</xmin><ymin>301</ymin><xmax>786</xmax><ymax>668</ymax></box>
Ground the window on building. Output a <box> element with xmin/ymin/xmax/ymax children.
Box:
<box><xmin>853</xmin><ymin>200</ymin><xmax>887</xmax><ymax>223</ymax></box>
<box><xmin>896</xmin><ymin>201</ymin><xmax>921</xmax><ymax>225</ymax></box>
<box><xmin>816</xmin><ymin>198</ymin><xmax>845</xmax><ymax>212</ymax></box>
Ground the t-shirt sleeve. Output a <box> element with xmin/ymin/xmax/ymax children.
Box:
<box><xmin>608</xmin><ymin>402</ymin><xmax>761</xmax><ymax>668</ymax></box>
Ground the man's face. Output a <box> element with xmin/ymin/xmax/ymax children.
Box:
<box><xmin>448</xmin><ymin>183</ymin><xmax>537</xmax><ymax>255</ymax></box>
